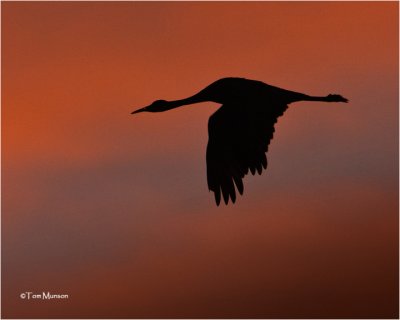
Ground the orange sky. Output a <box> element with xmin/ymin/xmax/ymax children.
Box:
<box><xmin>2</xmin><ymin>2</ymin><xmax>398</xmax><ymax>318</ymax></box>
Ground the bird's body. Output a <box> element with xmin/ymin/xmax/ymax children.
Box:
<box><xmin>195</xmin><ymin>78</ymin><xmax>306</xmax><ymax>105</ymax></box>
<box><xmin>132</xmin><ymin>77</ymin><xmax>348</xmax><ymax>205</ymax></box>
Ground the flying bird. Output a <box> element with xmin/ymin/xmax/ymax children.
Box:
<box><xmin>131</xmin><ymin>77</ymin><xmax>348</xmax><ymax>205</ymax></box>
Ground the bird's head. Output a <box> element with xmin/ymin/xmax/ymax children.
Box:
<box><xmin>131</xmin><ymin>100</ymin><xmax>170</xmax><ymax>114</ymax></box>
<box><xmin>326</xmin><ymin>94</ymin><xmax>348</xmax><ymax>103</ymax></box>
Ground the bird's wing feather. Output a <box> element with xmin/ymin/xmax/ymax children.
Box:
<box><xmin>206</xmin><ymin>102</ymin><xmax>288</xmax><ymax>205</ymax></box>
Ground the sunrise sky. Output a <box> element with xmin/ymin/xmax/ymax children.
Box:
<box><xmin>2</xmin><ymin>1</ymin><xmax>398</xmax><ymax>318</ymax></box>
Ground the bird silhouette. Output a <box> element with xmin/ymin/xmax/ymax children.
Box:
<box><xmin>132</xmin><ymin>77</ymin><xmax>348</xmax><ymax>206</ymax></box>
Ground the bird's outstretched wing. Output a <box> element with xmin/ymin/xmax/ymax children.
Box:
<box><xmin>206</xmin><ymin>102</ymin><xmax>288</xmax><ymax>205</ymax></box>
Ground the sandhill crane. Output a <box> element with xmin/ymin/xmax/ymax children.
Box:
<box><xmin>132</xmin><ymin>77</ymin><xmax>348</xmax><ymax>205</ymax></box>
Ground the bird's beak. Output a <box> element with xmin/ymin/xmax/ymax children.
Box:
<box><xmin>131</xmin><ymin>107</ymin><xmax>147</xmax><ymax>114</ymax></box>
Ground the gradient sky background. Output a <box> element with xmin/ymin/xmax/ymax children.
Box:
<box><xmin>2</xmin><ymin>1</ymin><xmax>398</xmax><ymax>318</ymax></box>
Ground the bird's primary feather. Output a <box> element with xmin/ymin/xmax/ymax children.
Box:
<box><xmin>206</xmin><ymin>101</ymin><xmax>288</xmax><ymax>205</ymax></box>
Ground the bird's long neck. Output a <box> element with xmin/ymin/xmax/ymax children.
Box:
<box><xmin>166</xmin><ymin>93</ymin><xmax>207</xmax><ymax>110</ymax></box>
